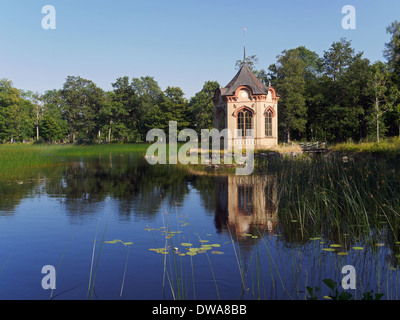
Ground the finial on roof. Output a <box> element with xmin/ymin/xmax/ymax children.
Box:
<box><xmin>243</xmin><ymin>27</ymin><xmax>246</xmax><ymax>64</ymax></box>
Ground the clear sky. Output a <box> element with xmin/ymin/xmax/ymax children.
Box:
<box><xmin>0</xmin><ymin>0</ymin><xmax>399</xmax><ymax>98</ymax></box>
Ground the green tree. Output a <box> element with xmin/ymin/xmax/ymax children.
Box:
<box><xmin>366</xmin><ymin>62</ymin><xmax>390</xmax><ymax>142</ymax></box>
<box><xmin>60</xmin><ymin>76</ymin><xmax>106</xmax><ymax>142</ymax></box>
<box><xmin>320</xmin><ymin>39</ymin><xmax>366</xmax><ymax>142</ymax></box>
<box><xmin>290</xmin><ymin>46</ymin><xmax>323</xmax><ymax>141</ymax></box>
<box><xmin>40</xmin><ymin>113</ymin><xmax>64</xmax><ymax>141</ymax></box>
<box><xmin>296</xmin><ymin>46</ymin><xmax>323</xmax><ymax>80</ymax></box>
<box><xmin>385</xmin><ymin>85</ymin><xmax>400</xmax><ymax>136</ymax></box>
<box><xmin>132</xmin><ymin>76</ymin><xmax>165</xmax><ymax>140</ymax></box>
<box><xmin>41</xmin><ymin>89</ymin><xmax>68</xmax><ymax>141</ymax></box>
<box><xmin>269</xmin><ymin>49</ymin><xmax>307</xmax><ymax>142</ymax></box>
<box><xmin>339</xmin><ymin>56</ymin><xmax>371</xmax><ymax>141</ymax></box>
<box><xmin>323</xmin><ymin>38</ymin><xmax>362</xmax><ymax>81</ymax></box>
<box><xmin>187</xmin><ymin>81</ymin><xmax>220</xmax><ymax>134</ymax></box>
<box><xmin>106</xmin><ymin>76</ymin><xmax>140</xmax><ymax>142</ymax></box>
<box><xmin>384</xmin><ymin>21</ymin><xmax>400</xmax><ymax>77</ymax></box>
<box><xmin>161</xmin><ymin>86</ymin><xmax>189</xmax><ymax>131</ymax></box>
<box><xmin>384</xmin><ymin>21</ymin><xmax>400</xmax><ymax>136</ymax></box>
<box><xmin>21</xmin><ymin>90</ymin><xmax>44</xmax><ymax>141</ymax></box>
<box><xmin>305</xmin><ymin>75</ymin><xmax>331</xmax><ymax>141</ymax></box>
<box><xmin>0</xmin><ymin>79</ymin><xmax>34</xmax><ymax>142</ymax></box>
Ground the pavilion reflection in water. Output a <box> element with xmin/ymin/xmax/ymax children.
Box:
<box><xmin>214</xmin><ymin>175</ymin><xmax>278</xmax><ymax>238</ymax></box>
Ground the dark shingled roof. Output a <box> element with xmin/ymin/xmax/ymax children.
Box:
<box><xmin>220</xmin><ymin>62</ymin><xmax>270</xmax><ymax>96</ymax></box>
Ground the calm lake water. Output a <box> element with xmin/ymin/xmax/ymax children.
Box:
<box><xmin>1</xmin><ymin>150</ymin><xmax>400</xmax><ymax>300</ymax></box>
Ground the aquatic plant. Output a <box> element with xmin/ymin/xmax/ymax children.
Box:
<box><xmin>306</xmin><ymin>279</ymin><xmax>384</xmax><ymax>300</ymax></box>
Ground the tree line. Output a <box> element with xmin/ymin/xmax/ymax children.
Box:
<box><xmin>0</xmin><ymin>21</ymin><xmax>399</xmax><ymax>144</ymax></box>
<box><xmin>248</xmin><ymin>21</ymin><xmax>400</xmax><ymax>143</ymax></box>
<box><xmin>0</xmin><ymin>75</ymin><xmax>219</xmax><ymax>144</ymax></box>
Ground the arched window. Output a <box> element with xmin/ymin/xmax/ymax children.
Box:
<box><xmin>238</xmin><ymin>185</ymin><xmax>253</xmax><ymax>215</ymax></box>
<box><xmin>265</xmin><ymin>110</ymin><xmax>273</xmax><ymax>137</ymax></box>
<box><xmin>237</xmin><ymin>109</ymin><xmax>253</xmax><ymax>137</ymax></box>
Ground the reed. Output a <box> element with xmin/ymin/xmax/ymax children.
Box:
<box><xmin>222</xmin><ymin>153</ymin><xmax>400</xmax><ymax>299</ymax></box>
<box><xmin>3</xmin><ymin>143</ymin><xmax>400</xmax><ymax>299</ymax></box>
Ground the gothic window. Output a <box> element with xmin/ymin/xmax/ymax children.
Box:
<box><xmin>237</xmin><ymin>186</ymin><xmax>253</xmax><ymax>214</ymax></box>
<box><xmin>237</xmin><ymin>109</ymin><xmax>253</xmax><ymax>137</ymax></box>
<box><xmin>265</xmin><ymin>109</ymin><xmax>273</xmax><ymax>137</ymax></box>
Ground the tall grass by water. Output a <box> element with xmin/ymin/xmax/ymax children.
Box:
<box><xmin>330</xmin><ymin>137</ymin><xmax>400</xmax><ymax>157</ymax></box>
<box><xmin>145</xmin><ymin>149</ymin><xmax>400</xmax><ymax>299</ymax></box>
<box><xmin>273</xmin><ymin>154</ymin><xmax>400</xmax><ymax>244</ymax></box>
<box><xmin>2</xmin><ymin>143</ymin><xmax>400</xmax><ymax>299</ymax></box>
<box><xmin>251</xmin><ymin>153</ymin><xmax>400</xmax><ymax>299</ymax></box>
<box><xmin>0</xmin><ymin>143</ymin><xmax>150</xmax><ymax>178</ymax></box>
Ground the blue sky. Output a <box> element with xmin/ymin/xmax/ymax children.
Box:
<box><xmin>0</xmin><ymin>0</ymin><xmax>399</xmax><ymax>98</ymax></box>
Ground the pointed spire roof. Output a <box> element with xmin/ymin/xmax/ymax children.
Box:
<box><xmin>220</xmin><ymin>62</ymin><xmax>270</xmax><ymax>97</ymax></box>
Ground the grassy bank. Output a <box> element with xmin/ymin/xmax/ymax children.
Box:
<box><xmin>0</xmin><ymin>143</ymin><xmax>150</xmax><ymax>161</ymax></box>
<box><xmin>330</xmin><ymin>137</ymin><xmax>400</xmax><ymax>157</ymax></box>
<box><xmin>0</xmin><ymin>143</ymin><xmax>150</xmax><ymax>179</ymax></box>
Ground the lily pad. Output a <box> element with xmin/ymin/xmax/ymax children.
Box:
<box><xmin>187</xmin><ymin>251</ymin><xmax>197</xmax><ymax>256</ymax></box>
<box><xmin>375</xmin><ymin>243</ymin><xmax>385</xmax><ymax>247</ymax></box>
<box><xmin>330</xmin><ymin>244</ymin><xmax>342</xmax><ymax>248</ymax></box>
<box><xmin>337</xmin><ymin>252</ymin><xmax>348</xmax><ymax>256</ymax></box>
<box><xmin>181</xmin><ymin>243</ymin><xmax>193</xmax><ymax>247</ymax></box>
<box><xmin>105</xmin><ymin>239</ymin><xmax>122</xmax><ymax>244</ymax></box>
<box><xmin>323</xmin><ymin>248</ymin><xmax>336</xmax><ymax>252</ymax></box>
<box><xmin>211</xmin><ymin>251</ymin><xmax>224</xmax><ymax>255</ymax></box>
<box><xmin>352</xmin><ymin>247</ymin><xmax>364</xmax><ymax>250</ymax></box>
<box><xmin>149</xmin><ymin>248</ymin><xmax>168</xmax><ymax>254</ymax></box>
<box><xmin>123</xmin><ymin>242</ymin><xmax>133</xmax><ymax>246</ymax></box>
<box><xmin>211</xmin><ymin>244</ymin><xmax>221</xmax><ymax>247</ymax></box>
